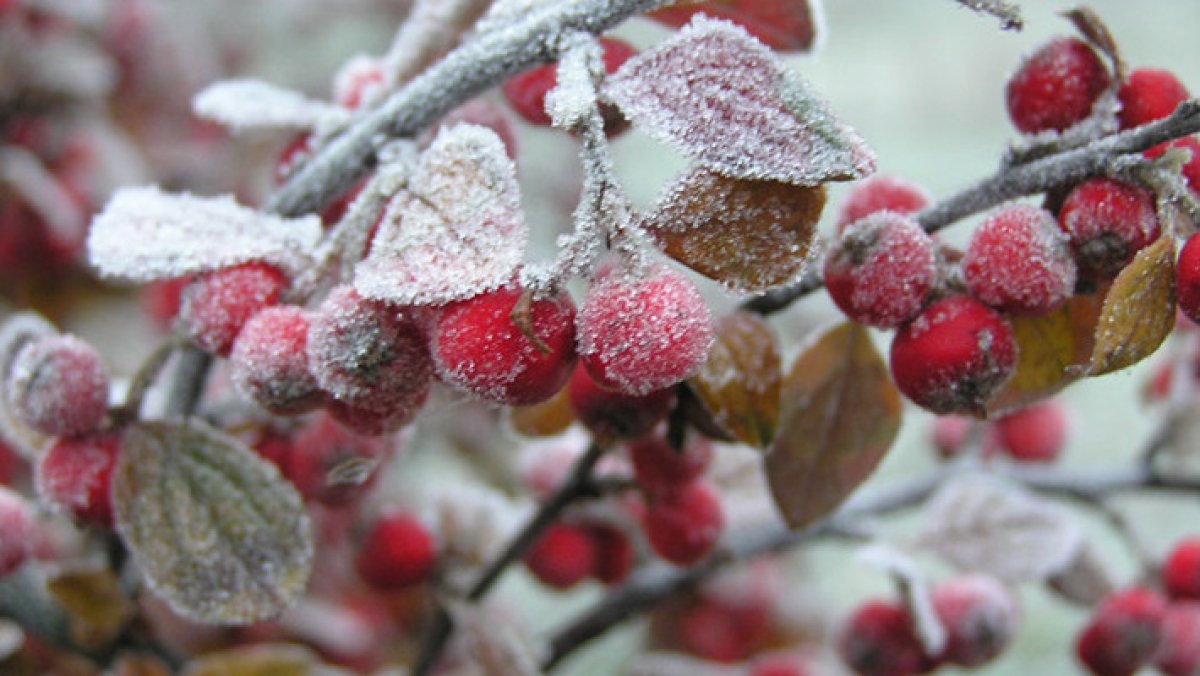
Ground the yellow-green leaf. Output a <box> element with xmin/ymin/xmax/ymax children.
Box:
<box><xmin>46</xmin><ymin>567</ymin><xmax>131</xmax><ymax>637</ymax></box>
<box><xmin>113</xmin><ymin>420</ymin><xmax>313</xmax><ymax>626</ymax></box>
<box><xmin>687</xmin><ymin>311</ymin><xmax>781</xmax><ymax>448</ymax></box>
<box><xmin>1088</xmin><ymin>237</ymin><xmax>1176</xmax><ymax>376</ymax></box>
<box><xmin>181</xmin><ymin>644</ymin><xmax>324</xmax><ymax>676</ymax></box>
<box><xmin>766</xmin><ymin>322</ymin><xmax>901</xmax><ymax>529</ymax></box>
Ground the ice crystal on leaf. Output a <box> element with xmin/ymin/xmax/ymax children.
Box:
<box><xmin>88</xmin><ymin>186</ymin><xmax>323</xmax><ymax>282</ymax></box>
<box><xmin>355</xmin><ymin>124</ymin><xmax>527</xmax><ymax>306</ymax></box>
<box><xmin>604</xmin><ymin>16</ymin><xmax>874</xmax><ymax>186</ymax></box>
<box><xmin>193</xmin><ymin>79</ymin><xmax>348</xmax><ymax>133</ymax></box>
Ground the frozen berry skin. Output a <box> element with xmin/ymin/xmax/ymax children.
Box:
<box><xmin>823</xmin><ymin>212</ymin><xmax>937</xmax><ymax>329</ymax></box>
<box><xmin>837</xmin><ymin>174</ymin><xmax>931</xmax><ymax>231</ymax></box>
<box><xmin>1146</xmin><ymin>136</ymin><xmax>1200</xmax><ymax>196</ymax></box>
<box><xmin>524</xmin><ymin>521</ymin><xmax>597</xmax><ymax>590</ymax></box>
<box><xmin>585</xmin><ymin>521</ymin><xmax>634</xmax><ymax>585</ymax></box>
<box><xmin>889</xmin><ymin>296</ymin><xmax>1017</xmax><ymax>415</ymax></box>
<box><xmin>837</xmin><ymin>600</ymin><xmax>934</xmax><ymax>676</ymax></box>
<box><xmin>0</xmin><ymin>486</ymin><xmax>33</xmax><ymax>577</ymax></box>
<box><xmin>1117</xmin><ymin>68</ymin><xmax>1190</xmax><ymax>130</ymax></box>
<box><xmin>628</xmin><ymin>435</ymin><xmax>712</xmax><ymax>495</ymax></box>
<box><xmin>1058</xmin><ymin>178</ymin><xmax>1161</xmax><ymax>282</ymax></box>
<box><xmin>932</xmin><ymin>574</ymin><xmax>1019</xmax><ymax>667</ymax></box>
<box><xmin>230</xmin><ymin>306</ymin><xmax>323</xmax><ymax>416</ymax></box>
<box><xmin>287</xmin><ymin>412</ymin><xmax>390</xmax><ymax>506</ymax></box>
<box><xmin>1163</xmin><ymin>536</ymin><xmax>1200</xmax><ymax>600</ymax></box>
<box><xmin>1154</xmin><ymin>602</ymin><xmax>1200</xmax><ymax>676</ymax></box>
<box><xmin>993</xmin><ymin>399</ymin><xmax>1068</xmax><ymax>463</ymax></box>
<box><xmin>1076</xmin><ymin>587</ymin><xmax>1167</xmax><ymax>676</ymax></box>
<box><xmin>502</xmin><ymin>37</ymin><xmax>636</xmax><ymax>135</ymax></box>
<box><xmin>567</xmin><ymin>364</ymin><xmax>674</xmax><ymax>440</ymax></box>
<box><xmin>1176</xmin><ymin>232</ymin><xmax>1200</xmax><ymax>326</ymax></box>
<box><xmin>180</xmin><ymin>261</ymin><xmax>288</xmax><ymax>357</ymax></box>
<box><xmin>7</xmin><ymin>334</ymin><xmax>109</xmax><ymax>437</ymax></box>
<box><xmin>355</xmin><ymin>512</ymin><xmax>436</xmax><ymax>590</ymax></box>
<box><xmin>37</xmin><ymin>433</ymin><xmax>121</xmax><ymax>527</ymax></box>
<box><xmin>307</xmin><ymin>286</ymin><xmax>433</xmax><ymax>432</ymax></box>
<box><xmin>963</xmin><ymin>204</ymin><xmax>1076</xmax><ymax>316</ymax></box>
<box><xmin>432</xmin><ymin>285</ymin><xmax>577</xmax><ymax>406</ymax></box>
<box><xmin>1005</xmin><ymin>36</ymin><xmax>1110</xmax><ymax>134</ymax></box>
<box><xmin>641</xmin><ymin>479</ymin><xmax>723</xmax><ymax>566</ymax></box>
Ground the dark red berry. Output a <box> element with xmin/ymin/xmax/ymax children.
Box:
<box><xmin>837</xmin><ymin>600</ymin><xmax>934</xmax><ymax>676</ymax></box>
<box><xmin>287</xmin><ymin>413</ymin><xmax>391</xmax><ymax>507</ymax></box>
<box><xmin>932</xmin><ymin>574</ymin><xmax>1019</xmax><ymax>667</ymax></box>
<box><xmin>0</xmin><ymin>486</ymin><xmax>34</xmax><ymax>577</ymax></box>
<box><xmin>180</xmin><ymin>261</ymin><xmax>288</xmax><ymax>357</ymax></box>
<box><xmin>1006</xmin><ymin>37</ymin><xmax>1111</xmax><ymax>134</ymax></box>
<box><xmin>963</xmin><ymin>203</ymin><xmax>1076</xmax><ymax>316</ymax></box>
<box><xmin>1118</xmin><ymin>68</ymin><xmax>1190</xmax><ymax>130</ymax></box>
<box><xmin>1058</xmin><ymin>178</ymin><xmax>1161</xmax><ymax>282</ymax></box>
<box><xmin>1075</xmin><ymin>587</ymin><xmax>1167</xmax><ymax>676</ymax></box>
<box><xmin>993</xmin><ymin>399</ymin><xmax>1069</xmax><ymax>463</ymax></box>
<box><xmin>585</xmin><ymin>521</ymin><xmax>634</xmax><ymax>585</ymax></box>
<box><xmin>524</xmin><ymin>521</ymin><xmax>596</xmax><ymax>589</ymax></box>
<box><xmin>1145</xmin><ymin>136</ymin><xmax>1200</xmax><ymax>196</ymax></box>
<box><xmin>502</xmin><ymin>37</ymin><xmax>636</xmax><ymax>136</ymax></box>
<box><xmin>567</xmin><ymin>364</ymin><xmax>673</xmax><ymax>440</ymax></box>
<box><xmin>356</xmin><ymin>512</ymin><xmax>437</xmax><ymax>590</ymax></box>
<box><xmin>628</xmin><ymin>435</ymin><xmax>712</xmax><ymax>495</ymax></box>
<box><xmin>1176</xmin><ymin>232</ymin><xmax>1200</xmax><ymax>326</ymax></box>
<box><xmin>1164</xmin><ymin>536</ymin><xmax>1200</xmax><ymax>601</ymax></box>
<box><xmin>641</xmin><ymin>480</ymin><xmax>723</xmax><ymax>566</ymax></box>
<box><xmin>1155</xmin><ymin>602</ymin><xmax>1200</xmax><ymax>676</ymax></box>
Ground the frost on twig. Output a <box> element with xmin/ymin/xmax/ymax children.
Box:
<box><xmin>954</xmin><ymin>0</ymin><xmax>1024</xmax><ymax>30</ymax></box>
<box><xmin>87</xmin><ymin>186</ymin><xmax>323</xmax><ymax>282</ymax></box>
<box><xmin>384</xmin><ymin>0</ymin><xmax>493</xmax><ymax>90</ymax></box>
<box><xmin>193</xmin><ymin>79</ymin><xmax>349</xmax><ymax>133</ymax></box>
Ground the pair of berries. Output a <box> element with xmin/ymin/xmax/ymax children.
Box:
<box><xmin>523</xmin><ymin>519</ymin><xmax>635</xmax><ymax>589</ymax></box>
<box><xmin>931</xmin><ymin>398</ymin><xmax>1070</xmax><ymax>463</ymax></box>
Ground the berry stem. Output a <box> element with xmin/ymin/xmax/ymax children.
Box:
<box><xmin>113</xmin><ymin>335</ymin><xmax>181</xmax><ymax>424</ymax></box>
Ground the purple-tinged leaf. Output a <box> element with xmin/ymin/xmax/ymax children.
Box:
<box><xmin>604</xmin><ymin>17</ymin><xmax>874</xmax><ymax>186</ymax></box>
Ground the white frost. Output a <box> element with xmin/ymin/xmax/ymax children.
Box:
<box><xmin>193</xmin><ymin>78</ymin><xmax>349</xmax><ymax>132</ymax></box>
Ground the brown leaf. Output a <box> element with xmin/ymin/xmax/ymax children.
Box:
<box><xmin>1063</xmin><ymin>6</ymin><xmax>1123</xmax><ymax>76</ymax></box>
<box><xmin>1088</xmin><ymin>236</ymin><xmax>1176</xmax><ymax>376</ymax></box>
<box><xmin>47</xmin><ymin>567</ymin><xmax>132</xmax><ymax>641</ymax></box>
<box><xmin>645</xmin><ymin>169</ymin><xmax>824</xmax><ymax>294</ymax></box>
<box><xmin>509</xmin><ymin>387</ymin><xmax>574</xmax><ymax>438</ymax></box>
<box><xmin>765</xmin><ymin>321</ymin><xmax>900</xmax><ymax>529</ymax></box>
<box><xmin>648</xmin><ymin>0</ymin><xmax>823</xmax><ymax>52</ymax></box>
<box><xmin>687</xmin><ymin>311</ymin><xmax>781</xmax><ymax>448</ymax></box>
<box><xmin>181</xmin><ymin>644</ymin><xmax>324</xmax><ymax>676</ymax></box>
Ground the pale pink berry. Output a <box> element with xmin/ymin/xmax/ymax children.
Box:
<box><xmin>230</xmin><ymin>306</ymin><xmax>322</xmax><ymax>415</ymax></box>
<box><xmin>932</xmin><ymin>574</ymin><xmax>1019</xmax><ymax>667</ymax></box>
<box><xmin>37</xmin><ymin>433</ymin><xmax>121</xmax><ymax>527</ymax></box>
<box><xmin>7</xmin><ymin>334</ymin><xmax>109</xmax><ymax>437</ymax></box>
<box><xmin>180</xmin><ymin>261</ymin><xmax>288</xmax><ymax>357</ymax></box>
<box><xmin>0</xmin><ymin>486</ymin><xmax>33</xmax><ymax>577</ymax></box>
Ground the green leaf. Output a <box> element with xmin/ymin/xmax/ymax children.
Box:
<box><xmin>765</xmin><ymin>322</ymin><xmax>901</xmax><ymax>529</ymax></box>
<box><xmin>113</xmin><ymin>419</ymin><xmax>313</xmax><ymax>625</ymax></box>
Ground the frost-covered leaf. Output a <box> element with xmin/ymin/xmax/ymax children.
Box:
<box><xmin>687</xmin><ymin>311</ymin><xmax>781</xmax><ymax>448</ymax></box>
<box><xmin>0</xmin><ymin>313</ymin><xmax>57</xmax><ymax>460</ymax></box>
<box><xmin>605</xmin><ymin>17</ymin><xmax>874</xmax><ymax>186</ymax></box>
<box><xmin>192</xmin><ymin>79</ymin><xmax>347</xmax><ymax>132</ymax></box>
<box><xmin>1088</xmin><ymin>236</ymin><xmax>1175</xmax><ymax>376</ymax></box>
<box><xmin>88</xmin><ymin>186</ymin><xmax>323</xmax><ymax>282</ymax></box>
<box><xmin>180</xmin><ymin>644</ymin><xmax>325</xmax><ymax>676</ymax></box>
<box><xmin>856</xmin><ymin>542</ymin><xmax>947</xmax><ymax>656</ymax></box>
<box><xmin>985</xmin><ymin>291</ymin><xmax>1104</xmax><ymax>415</ymax></box>
<box><xmin>113</xmin><ymin>420</ymin><xmax>313</xmax><ymax>625</ymax></box>
<box><xmin>645</xmin><ymin>168</ymin><xmax>824</xmax><ymax>293</ymax></box>
<box><xmin>46</xmin><ymin>566</ymin><xmax>132</xmax><ymax>636</ymax></box>
<box><xmin>648</xmin><ymin>0</ymin><xmax>824</xmax><ymax>52</ymax></box>
<box><xmin>355</xmin><ymin>124</ymin><xmax>527</xmax><ymax>305</ymax></box>
<box><xmin>916</xmin><ymin>476</ymin><xmax>1084</xmax><ymax>583</ymax></box>
<box><xmin>1046</xmin><ymin>542</ymin><xmax>1117</xmax><ymax>608</ymax></box>
<box><xmin>765</xmin><ymin>321</ymin><xmax>900</xmax><ymax>529</ymax></box>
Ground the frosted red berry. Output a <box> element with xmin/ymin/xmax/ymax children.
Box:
<box><xmin>1075</xmin><ymin>587</ymin><xmax>1167</xmax><ymax>676</ymax></box>
<box><xmin>524</xmin><ymin>521</ymin><xmax>597</xmax><ymax>589</ymax></box>
<box><xmin>576</xmin><ymin>264</ymin><xmax>713</xmax><ymax>396</ymax></box>
<box><xmin>677</xmin><ymin>599</ymin><xmax>752</xmax><ymax>663</ymax></box>
<box><xmin>1176</xmin><ymin>233</ymin><xmax>1200</xmax><ymax>325</ymax></box>
<box><xmin>993</xmin><ymin>399</ymin><xmax>1068</xmax><ymax>463</ymax></box>
<box><xmin>1146</xmin><ymin>136</ymin><xmax>1200</xmax><ymax>196</ymax></box>
<box><xmin>180</xmin><ymin>261</ymin><xmax>288</xmax><ymax>357</ymax></box>
<box><xmin>823</xmin><ymin>212</ymin><xmax>937</xmax><ymax>329</ymax></box>
<box><xmin>628</xmin><ymin>435</ymin><xmax>712</xmax><ymax>496</ymax></box>
<box><xmin>837</xmin><ymin>600</ymin><xmax>933</xmax><ymax>676</ymax></box>
<box><xmin>36</xmin><ymin>433</ymin><xmax>121</xmax><ymax>527</ymax></box>
<box><xmin>502</xmin><ymin>37</ymin><xmax>636</xmax><ymax>136</ymax></box>
<box><xmin>7</xmin><ymin>334</ymin><xmax>109</xmax><ymax>437</ymax></box>
<box><xmin>355</xmin><ymin>512</ymin><xmax>437</xmax><ymax>590</ymax></box>
<box><xmin>230</xmin><ymin>306</ymin><xmax>323</xmax><ymax>416</ymax></box>
<box><xmin>1058</xmin><ymin>178</ymin><xmax>1161</xmax><ymax>282</ymax></box>
<box><xmin>836</xmin><ymin>174</ymin><xmax>931</xmax><ymax>231</ymax></box>
<box><xmin>932</xmin><ymin>574</ymin><xmax>1019</xmax><ymax>667</ymax></box>
<box><xmin>287</xmin><ymin>412</ymin><xmax>390</xmax><ymax>506</ymax></box>
<box><xmin>1155</xmin><ymin>602</ymin><xmax>1200</xmax><ymax>676</ymax></box>
<box><xmin>432</xmin><ymin>285</ymin><xmax>576</xmax><ymax>406</ymax></box>
<box><xmin>1005</xmin><ymin>37</ymin><xmax>1110</xmax><ymax>134</ymax></box>
<box><xmin>0</xmin><ymin>486</ymin><xmax>34</xmax><ymax>577</ymax></box>
<box><xmin>1163</xmin><ymin>536</ymin><xmax>1200</xmax><ymax>600</ymax></box>
<box><xmin>963</xmin><ymin>204</ymin><xmax>1076</xmax><ymax>316</ymax></box>
<box><xmin>568</xmin><ymin>364</ymin><xmax>674</xmax><ymax>440</ymax></box>
<box><xmin>889</xmin><ymin>296</ymin><xmax>1017</xmax><ymax>415</ymax></box>
<box><xmin>1117</xmin><ymin>68</ymin><xmax>1190</xmax><ymax>130</ymax></box>
<box><xmin>584</xmin><ymin>521</ymin><xmax>634</xmax><ymax>585</ymax></box>
<box><xmin>641</xmin><ymin>479</ymin><xmax>723</xmax><ymax>566</ymax></box>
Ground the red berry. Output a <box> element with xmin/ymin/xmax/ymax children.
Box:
<box><xmin>230</xmin><ymin>306</ymin><xmax>323</xmax><ymax>416</ymax></box>
<box><xmin>889</xmin><ymin>296</ymin><xmax>1017</xmax><ymax>415</ymax></box>
<box><xmin>678</xmin><ymin>599</ymin><xmax>752</xmax><ymax>663</ymax></box>
<box><xmin>963</xmin><ymin>204</ymin><xmax>1076</xmax><ymax>316</ymax></box>
<box><xmin>0</xmin><ymin>486</ymin><xmax>34</xmax><ymax>577</ymax></box>
<box><xmin>1075</xmin><ymin>587</ymin><xmax>1167</xmax><ymax>676</ymax></box>
<box><xmin>1176</xmin><ymin>232</ymin><xmax>1200</xmax><ymax>325</ymax></box>
<box><xmin>355</xmin><ymin>512</ymin><xmax>437</xmax><ymax>590</ymax></box>
<box><xmin>432</xmin><ymin>285</ymin><xmax>576</xmax><ymax>406</ymax></box>
<box><xmin>502</xmin><ymin>37</ymin><xmax>636</xmax><ymax>136</ymax></box>
<box><xmin>1117</xmin><ymin>68</ymin><xmax>1190</xmax><ymax>130</ymax></box>
<box><xmin>837</xmin><ymin>600</ymin><xmax>933</xmax><ymax>676</ymax></box>
<box><xmin>273</xmin><ymin>133</ymin><xmax>312</xmax><ymax>186</ymax></box>
<box><xmin>567</xmin><ymin>364</ymin><xmax>674</xmax><ymax>440</ymax></box>
<box><xmin>434</xmin><ymin>97</ymin><xmax>520</xmax><ymax>160</ymax></box>
<box><xmin>584</xmin><ymin>521</ymin><xmax>634</xmax><ymax>585</ymax></box>
<box><xmin>1163</xmin><ymin>536</ymin><xmax>1200</xmax><ymax>600</ymax></box>
<box><xmin>837</xmin><ymin>174</ymin><xmax>931</xmax><ymax>231</ymax></box>
<box><xmin>1005</xmin><ymin>37</ymin><xmax>1111</xmax><ymax>134</ymax></box>
<box><xmin>628</xmin><ymin>435</ymin><xmax>712</xmax><ymax>495</ymax></box>
<box><xmin>1145</xmin><ymin>136</ymin><xmax>1200</xmax><ymax>196</ymax></box>
<box><xmin>36</xmin><ymin>433</ymin><xmax>120</xmax><ymax>527</ymax></box>
<box><xmin>932</xmin><ymin>574</ymin><xmax>1019</xmax><ymax>667</ymax></box>
<box><xmin>992</xmin><ymin>399</ymin><xmax>1069</xmax><ymax>463</ymax></box>
<box><xmin>180</xmin><ymin>261</ymin><xmax>288</xmax><ymax>357</ymax></box>
<box><xmin>1154</xmin><ymin>602</ymin><xmax>1200</xmax><ymax>676</ymax></box>
<box><xmin>1058</xmin><ymin>178</ymin><xmax>1161</xmax><ymax>282</ymax></box>
<box><xmin>576</xmin><ymin>264</ymin><xmax>713</xmax><ymax>396</ymax></box>
<box><xmin>252</xmin><ymin>430</ymin><xmax>293</xmax><ymax>474</ymax></box>
<box><xmin>749</xmin><ymin>652</ymin><xmax>812</xmax><ymax>676</ymax></box>
<box><xmin>287</xmin><ymin>413</ymin><xmax>390</xmax><ymax>507</ymax></box>
<box><xmin>929</xmin><ymin>414</ymin><xmax>974</xmax><ymax>459</ymax></box>
<box><xmin>823</xmin><ymin>212</ymin><xmax>937</xmax><ymax>328</ymax></box>
<box><xmin>524</xmin><ymin>521</ymin><xmax>596</xmax><ymax>590</ymax></box>
<box><xmin>139</xmin><ymin>276</ymin><xmax>191</xmax><ymax>333</ymax></box>
<box><xmin>7</xmin><ymin>334</ymin><xmax>109</xmax><ymax>437</ymax></box>
<box><xmin>641</xmin><ymin>480</ymin><xmax>723</xmax><ymax>566</ymax></box>
<box><xmin>307</xmin><ymin>286</ymin><xmax>433</xmax><ymax>433</ymax></box>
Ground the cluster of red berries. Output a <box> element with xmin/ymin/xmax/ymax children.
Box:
<box><xmin>930</xmin><ymin>397</ymin><xmax>1070</xmax><ymax>463</ymax></box>
<box><xmin>837</xmin><ymin>574</ymin><xmax>1019</xmax><ymax>675</ymax></box>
